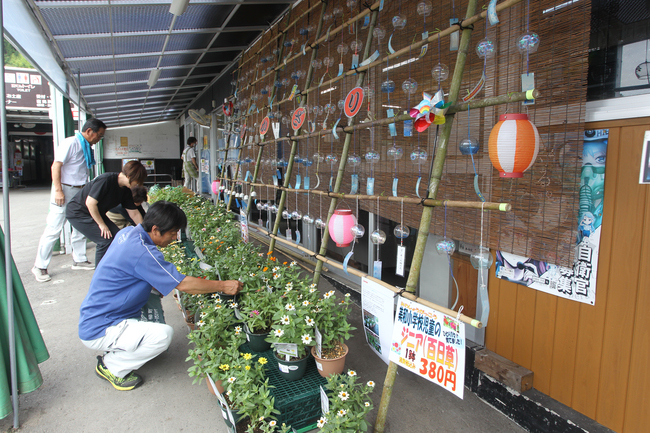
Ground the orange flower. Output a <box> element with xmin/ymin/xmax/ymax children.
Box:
<box><xmin>283</xmin><ymin>262</ymin><xmax>287</xmax><ymax>265</ymax></box>
<box><xmin>270</xmin><ymin>257</ymin><xmax>277</xmax><ymax>262</ymax></box>
<box><xmin>267</xmin><ymin>251</ymin><xmax>273</xmax><ymax>255</ymax></box>
<box><xmin>263</xmin><ymin>267</ymin><xmax>268</xmax><ymax>272</ymax></box>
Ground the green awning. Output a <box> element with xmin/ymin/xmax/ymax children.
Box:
<box><xmin>0</xmin><ymin>228</ymin><xmax>49</xmax><ymax>419</ymax></box>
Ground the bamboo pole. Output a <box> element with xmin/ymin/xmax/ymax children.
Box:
<box><xmin>245</xmin><ymin>13</ymin><xmax>291</xmax><ymax>214</ymax></box>
<box><xmin>255</xmin><ymin>226</ymin><xmax>483</xmax><ymax>328</ymax></box>
<box><xmin>312</xmin><ymin>8</ymin><xmax>379</xmax><ymax>286</ymax></box>
<box><xmin>229</xmin><ymin>0</ymin><xmax>523</xmax><ymax>127</ymax></box>
<box><xmin>227</xmin><ymin>182</ymin><xmax>512</xmax><ymax>211</ymax></box>
<box><xmin>268</xmin><ymin>0</ymin><xmax>328</xmax><ymax>253</ymax></box>
<box><xmin>238</xmin><ymin>0</ymin><xmax>322</xmax><ymax>71</ymax></box>
<box><xmin>373</xmin><ymin>0</ymin><xmax>479</xmax><ymax>431</ymax></box>
<box><xmin>249</xmin><ymin>1</ymin><xmax>381</xmax><ymax>88</ymax></box>
<box><xmin>236</xmin><ymin>89</ymin><xmax>538</xmax><ymax>148</ymax></box>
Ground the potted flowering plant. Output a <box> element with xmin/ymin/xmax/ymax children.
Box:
<box><xmin>311</xmin><ymin>290</ymin><xmax>356</xmax><ymax>377</ymax></box>
<box><xmin>316</xmin><ymin>370</ymin><xmax>376</xmax><ymax>432</ymax></box>
<box><xmin>265</xmin><ymin>279</ymin><xmax>320</xmax><ymax>381</ymax></box>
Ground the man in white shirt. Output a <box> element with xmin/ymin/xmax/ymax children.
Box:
<box><xmin>32</xmin><ymin>118</ymin><xmax>107</xmax><ymax>282</ymax></box>
<box><xmin>182</xmin><ymin>137</ymin><xmax>198</xmax><ymax>190</ymax></box>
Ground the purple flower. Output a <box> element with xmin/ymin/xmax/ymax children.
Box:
<box><xmin>202</xmin><ymin>228</ymin><xmax>207</xmax><ymax>231</ymax></box>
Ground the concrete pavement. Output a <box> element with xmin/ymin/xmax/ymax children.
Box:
<box><xmin>0</xmin><ymin>187</ymin><xmax>525</xmax><ymax>433</ymax></box>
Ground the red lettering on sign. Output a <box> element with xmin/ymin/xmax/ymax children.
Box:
<box><xmin>260</xmin><ymin>116</ymin><xmax>270</xmax><ymax>136</ymax></box>
<box><xmin>292</xmin><ymin>107</ymin><xmax>307</xmax><ymax>131</ymax></box>
<box><xmin>344</xmin><ymin>87</ymin><xmax>364</xmax><ymax>118</ymax></box>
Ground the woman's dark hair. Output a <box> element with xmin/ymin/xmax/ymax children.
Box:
<box><xmin>142</xmin><ymin>201</ymin><xmax>187</xmax><ymax>234</ymax></box>
<box><xmin>131</xmin><ymin>185</ymin><xmax>148</xmax><ymax>204</ymax></box>
<box><xmin>81</xmin><ymin>118</ymin><xmax>107</xmax><ymax>133</ymax></box>
<box><xmin>122</xmin><ymin>160</ymin><xmax>148</xmax><ymax>185</ymax></box>
<box><xmin>187</xmin><ymin>136</ymin><xmax>197</xmax><ymax>145</ymax></box>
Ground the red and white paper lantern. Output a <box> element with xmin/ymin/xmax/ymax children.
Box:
<box><xmin>488</xmin><ymin>113</ymin><xmax>540</xmax><ymax>178</ymax></box>
<box><xmin>328</xmin><ymin>209</ymin><xmax>357</xmax><ymax>247</ymax></box>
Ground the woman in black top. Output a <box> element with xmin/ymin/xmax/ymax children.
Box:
<box><xmin>66</xmin><ymin>161</ymin><xmax>148</xmax><ymax>265</ymax></box>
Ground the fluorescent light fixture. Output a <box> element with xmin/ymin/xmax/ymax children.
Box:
<box><xmin>382</xmin><ymin>57</ymin><xmax>419</xmax><ymax>73</ymax></box>
<box><xmin>382</xmin><ymin>104</ymin><xmax>402</xmax><ymax>109</ymax></box>
<box><xmin>320</xmin><ymin>86</ymin><xmax>337</xmax><ymax>94</ymax></box>
<box><xmin>543</xmin><ymin>0</ymin><xmax>580</xmax><ymax>13</ymax></box>
<box><xmin>169</xmin><ymin>0</ymin><xmax>190</xmax><ymax>16</ymax></box>
<box><xmin>147</xmin><ymin>68</ymin><xmax>162</xmax><ymax>87</ymax></box>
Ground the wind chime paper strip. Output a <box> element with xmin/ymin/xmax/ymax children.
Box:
<box><xmin>351</xmin><ymin>174</ymin><xmax>359</xmax><ymax>194</ymax></box>
<box><xmin>388</xmin><ymin>34</ymin><xmax>396</xmax><ymax>54</ymax></box>
<box><xmin>332</xmin><ymin>118</ymin><xmax>341</xmax><ymax>139</ymax></box>
<box><xmin>461</xmin><ymin>71</ymin><xmax>486</xmax><ymax>102</ymax></box>
<box><xmin>392</xmin><ymin>178</ymin><xmax>398</xmax><ymax>197</ymax></box>
<box><xmin>343</xmin><ymin>251</ymin><xmax>354</xmax><ymax>275</ymax></box>
<box><xmin>360</xmin><ymin>50</ymin><xmax>380</xmax><ymax>67</ymax></box>
<box><xmin>488</xmin><ymin>0</ymin><xmax>499</xmax><ymax>25</ymax></box>
<box><xmin>295</xmin><ymin>175</ymin><xmax>302</xmax><ymax>189</ymax></box>
<box><xmin>366</xmin><ymin>177</ymin><xmax>375</xmax><ymax>195</ymax></box>
<box><xmin>449</xmin><ymin>18</ymin><xmax>460</xmax><ymax>51</ymax></box>
<box><xmin>415</xmin><ymin>176</ymin><xmax>422</xmax><ymax>198</ymax></box>
<box><xmin>295</xmin><ymin>230</ymin><xmax>301</xmax><ymax>244</ymax></box>
<box><xmin>304</xmin><ymin>176</ymin><xmax>310</xmax><ymax>189</ymax></box>
<box><xmin>419</xmin><ymin>31</ymin><xmax>429</xmax><ymax>57</ymax></box>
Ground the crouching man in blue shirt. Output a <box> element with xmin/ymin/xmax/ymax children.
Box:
<box><xmin>78</xmin><ymin>200</ymin><xmax>243</xmax><ymax>391</ymax></box>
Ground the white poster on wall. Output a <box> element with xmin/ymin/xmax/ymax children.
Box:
<box><xmin>103</xmin><ymin>121</ymin><xmax>180</xmax><ymax>159</ymax></box>
<box><xmin>361</xmin><ymin>277</ymin><xmax>395</xmax><ymax>365</ymax></box>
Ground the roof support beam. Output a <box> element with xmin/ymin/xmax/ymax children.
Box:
<box><xmin>67</xmin><ymin>46</ymin><xmax>247</xmax><ymax>62</ymax></box>
<box><xmin>35</xmin><ymin>0</ymin><xmax>292</xmax><ymax>7</ymax></box>
<box><xmin>79</xmin><ymin>62</ymin><xmax>231</xmax><ymax>77</ymax></box>
<box><xmin>54</xmin><ymin>26</ymin><xmax>267</xmax><ymax>41</ymax></box>
<box><xmin>81</xmin><ymin>73</ymin><xmax>216</xmax><ymax>89</ymax></box>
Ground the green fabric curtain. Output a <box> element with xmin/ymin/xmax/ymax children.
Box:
<box><xmin>0</xmin><ymin>228</ymin><xmax>49</xmax><ymax>419</ymax></box>
<box><xmin>62</xmin><ymin>97</ymin><xmax>75</xmax><ymax>138</ymax></box>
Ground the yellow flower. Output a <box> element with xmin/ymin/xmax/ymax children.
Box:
<box><xmin>245</xmin><ymin>366</ymin><xmax>251</xmax><ymax>371</ymax></box>
<box><xmin>218</xmin><ymin>364</ymin><xmax>230</xmax><ymax>371</ymax></box>
<box><xmin>242</xmin><ymin>353</ymin><xmax>253</xmax><ymax>360</ymax></box>
<box><xmin>258</xmin><ymin>357</ymin><xmax>268</xmax><ymax>365</ymax></box>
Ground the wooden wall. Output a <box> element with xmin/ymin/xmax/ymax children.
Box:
<box><xmin>485</xmin><ymin>118</ymin><xmax>650</xmax><ymax>433</ymax></box>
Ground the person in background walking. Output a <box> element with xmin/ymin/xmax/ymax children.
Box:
<box><xmin>182</xmin><ymin>137</ymin><xmax>198</xmax><ymax>190</ymax></box>
<box><xmin>32</xmin><ymin>118</ymin><xmax>106</xmax><ymax>283</ymax></box>
<box><xmin>66</xmin><ymin>161</ymin><xmax>148</xmax><ymax>266</ymax></box>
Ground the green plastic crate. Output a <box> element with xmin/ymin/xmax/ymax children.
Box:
<box><xmin>239</xmin><ymin>343</ymin><xmax>326</xmax><ymax>431</ymax></box>
<box><xmin>181</xmin><ymin>240</ymin><xmax>199</xmax><ymax>259</ymax></box>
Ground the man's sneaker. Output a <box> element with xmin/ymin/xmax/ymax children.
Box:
<box><xmin>95</xmin><ymin>356</ymin><xmax>143</xmax><ymax>391</ymax></box>
<box><xmin>31</xmin><ymin>267</ymin><xmax>51</xmax><ymax>283</ymax></box>
<box><xmin>71</xmin><ymin>261</ymin><xmax>95</xmax><ymax>270</ymax></box>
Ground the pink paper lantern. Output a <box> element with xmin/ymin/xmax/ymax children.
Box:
<box><xmin>328</xmin><ymin>209</ymin><xmax>357</xmax><ymax>247</ymax></box>
<box><xmin>211</xmin><ymin>180</ymin><xmax>221</xmax><ymax>194</ymax></box>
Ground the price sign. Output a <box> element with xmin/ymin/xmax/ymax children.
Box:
<box><xmin>389</xmin><ymin>297</ymin><xmax>466</xmax><ymax>398</ymax></box>
<box><xmin>344</xmin><ymin>87</ymin><xmax>364</xmax><ymax>118</ymax></box>
<box><xmin>291</xmin><ymin>107</ymin><xmax>307</xmax><ymax>131</ymax></box>
<box><xmin>259</xmin><ymin>116</ymin><xmax>270</xmax><ymax>137</ymax></box>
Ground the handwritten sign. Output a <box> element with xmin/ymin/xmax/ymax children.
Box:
<box><xmin>389</xmin><ymin>297</ymin><xmax>465</xmax><ymax>399</ymax></box>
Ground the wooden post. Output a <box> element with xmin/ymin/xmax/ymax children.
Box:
<box><xmin>373</xmin><ymin>0</ymin><xmax>478</xmax><ymax>431</ymax></box>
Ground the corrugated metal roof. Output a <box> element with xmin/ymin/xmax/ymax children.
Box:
<box><xmin>30</xmin><ymin>0</ymin><xmax>292</xmax><ymax>127</ymax></box>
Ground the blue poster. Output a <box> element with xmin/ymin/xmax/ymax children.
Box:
<box><xmin>495</xmin><ymin>129</ymin><xmax>608</xmax><ymax>305</ymax></box>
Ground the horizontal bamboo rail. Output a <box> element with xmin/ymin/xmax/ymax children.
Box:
<box><xmin>220</xmin><ymin>180</ymin><xmax>512</xmax><ymax>211</ymax></box>
<box><xmin>231</xmin><ymin>89</ymin><xmax>538</xmax><ymax>148</ymax></box>
<box><xmin>248</xmin><ymin>1</ymin><xmax>381</xmax><ymax>88</ymax></box>
<box><xmin>238</xmin><ymin>0</ymin><xmax>323</xmax><ymax>71</ymax></box>
<box><xmin>228</xmin><ymin>0</ymin><xmax>523</xmax><ymax>125</ymax></box>
<box><xmin>252</xmin><ymin>225</ymin><xmax>482</xmax><ymax>329</ymax></box>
